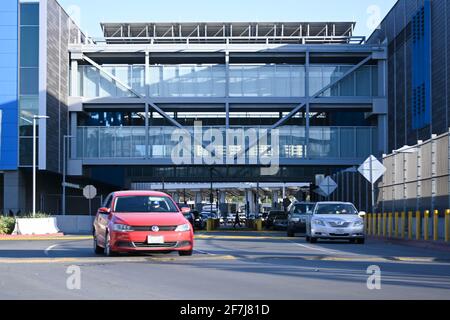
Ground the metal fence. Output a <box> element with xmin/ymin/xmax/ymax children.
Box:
<box><xmin>378</xmin><ymin>130</ymin><xmax>450</xmax><ymax>214</ymax></box>
<box><xmin>39</xmin><ymin>194</ymin><xmax>103</xmax><ymax>216</ymax></box>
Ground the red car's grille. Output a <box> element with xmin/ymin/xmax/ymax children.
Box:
<box><xmin>132</xmin><ymin>226</ymin><xmax>177</xmax><ymax>231</ymax></box>
<box><xmin>133</xmin><ymin>242</ymin><xmax>178</xmax><ymax>248</ymax></box>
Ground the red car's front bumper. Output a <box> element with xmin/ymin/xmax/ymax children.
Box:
<box><xmin>110</xmin><ymin>230</ymin><xmax>194</xmax><ymax>252</ymax></box>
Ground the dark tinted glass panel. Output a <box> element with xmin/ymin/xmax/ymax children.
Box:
<box><xmin>20</xmin><ymin>26</ymin><xmax>39</xmax><ymax>67</ymax></box>
<box><xmin>19</xmin><ymin>137</ymin><xmax>36</xmax><ymax>166</ymax></box>
<box><xmin>20</xmin><ymin>68</ymin><xmax>39</xmax><ymax>94</ymax></box>
<box><xmin>20</xmin><ymin>3</ymin><xmax>39</xmax><ymax>26</ymax></box>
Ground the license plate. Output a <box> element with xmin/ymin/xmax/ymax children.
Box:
<box><xmin>147</xmin><ymin>236</ymin><xmax>164</xmax><ymax>244</ymax></box>
<box><xmin>334</xmin><ymin>228</ymin><xmax>346</xmax><ymax>234</ymax></box>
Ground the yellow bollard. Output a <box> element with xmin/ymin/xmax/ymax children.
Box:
<box><xmin>433</xmin><ymin>210</ymin><xmax>439</xmax><ymax>241</ymax></box>
<box><xmin>206</xmin><ymin>218</ymin><xmax>212</xmax><ymax>231</ymax></box>
<box><xmin>367</xmin><ymin>214</ymin><xmax>372</xmax><ymax>235</ymax></box>
<box><xmin>446</xmin><ymin>210</ymin><xmax>450</xmax><ymax>242</ymax></box>
<box><xmin>424</xmin><ymin>210</ymin><xmax>429</xmax><ymax>241</ymax></box>
<box><xmin>394</xmin><ymin>212</ymin><xmax>399</xmax><ymax>238</ymax></box>
<box><xmin>388</xmin><ymin>212</ymin><xmax>393</xmax><ymax>237</ymax></box>
<box><xmin>408</xmin><ymin>211</ymin><xmax>413</xmax><ymax>240</ymax></box>
<box><xmin>382</xmin><ymin>213</ymin><xmax>387</xmax><ymax>237</ymax></box>
<box><xmin>416</xmin><ymin>211</ymin><xmax>421</xmax><ymax>240</ymax></box>
<box><xmin>257</xmin><ymin>218</ymin><xmax>263</xmax><ymax>231</ymax></box>
<box><xmin>378</xmin><ymin>213</ymin><xmax>382</xmax><ymax>236</ymax></box>
<box><xmin>373</xmin><ymin>213</ymin><xmax>377</xmax><ymax>235</ymax></box>
<box><xmin>401</xmin><ymin>212</ymin><xmax>406</xmax><ymax>238</ymax></box>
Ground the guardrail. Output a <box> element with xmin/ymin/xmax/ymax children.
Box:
<box><xmin>365</xmin><ymin>210</ymin><xmax>450</xmax><ymax>242</ymax></box>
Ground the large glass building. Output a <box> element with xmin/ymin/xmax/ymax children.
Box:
<box><xmin>1</xmin><ymin>0</ymin><xmax>392</xmax><ymax>215</ymax></box>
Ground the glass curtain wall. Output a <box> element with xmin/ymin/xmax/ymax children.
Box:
<box><xmin>19</xmin><ymin>2</ymin><xmax>39</xmax><ymax>166</ymax></box>
<box><xmin>76</xmin><ymin>64</ymin><xmax>377</xmax><ymax>98</ymax></box>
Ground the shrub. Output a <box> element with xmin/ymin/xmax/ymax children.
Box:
<box><xmin>22</xmin><ymin>212</ymin><xmax>52</xmax><ymax>219</ymax></box>
<box><xmin>0</xmin><ymin>216</ymin><xmax>16</xmax><ymax>235</ymax></box>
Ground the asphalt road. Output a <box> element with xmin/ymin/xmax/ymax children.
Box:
<box><xmin>1</xmin><ymin>231</ymin><xmax>450</xmax><ymax>299</ymax></box>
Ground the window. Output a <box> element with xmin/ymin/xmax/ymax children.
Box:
<box><xmin>20</xmin><ymin>3</ymin><xmax>39</xmax><ymax>26</ymax></box>
<box><xmin>114</xmin><ymin>196</ymin><xmax>179</xmax><ymax>213</ymax></box>
<box><xmin>20</xmin><ymin>68</ymin><xmax>39</xmax><ymax>95</ymax></box>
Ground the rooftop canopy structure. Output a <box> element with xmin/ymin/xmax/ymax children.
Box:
<box><xmin>98</xmin><ymin>22</ymin><xmax>363</xmax><ymax>45</ymax></box>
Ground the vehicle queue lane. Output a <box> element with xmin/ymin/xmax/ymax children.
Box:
<box><xmin>0</xmin><ymin>233</ymin><xmax>450</xmax><ymax>299</ymax></box>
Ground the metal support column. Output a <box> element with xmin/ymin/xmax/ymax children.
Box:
<box><xmin>305</xmin><ymin>50</ymin><xmax>310</xmax><ymax>159</ymax></box>
<box><xmin>145</xmin><ymin>52</ymin><xmax>150</xmax><ymax>158</ymax></box>
<box><xmin>225</xmin><ymin>51</ymin><xmax>230</xmax><ymax>129</ymax></box>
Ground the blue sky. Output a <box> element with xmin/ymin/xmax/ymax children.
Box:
<box><xmin>57</xmin><ymin>0</ymin><xmax>398</xmax><ymax>39</ymax></box>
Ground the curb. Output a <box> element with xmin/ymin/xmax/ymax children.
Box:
<box><xmin>0</xmin><ymin>233</ymin><xmax>64</xmax><ymax>240</ymax></box>
<box><xmin>368</xmin><ymin>236</ymin><xmax>450</xmax><ymax>252</ymax></box>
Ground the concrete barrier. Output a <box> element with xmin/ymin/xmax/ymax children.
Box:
<box><xmin>54</xmin><ymin>215</ymin><xmax>95</xmax><ymax>234</ymax></box>
<box><xmin>12</xmin><ymin>218</ymin><xmax>60</xmax><ymax>235</ymax></box>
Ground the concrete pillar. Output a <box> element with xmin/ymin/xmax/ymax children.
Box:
<box><xmin>195</xmin><ymin>191</ymin><xmax>203</xmax><ymax>212</ymax></box>
<box><xmin>246</xmin><ymin>190</ymin><xmax>256</xmax><ymax>214</ymax></box>
<box><xmin>3</xmin><ymin>171</ymin><xmax>27</xmax><ymax>215</ymax></box>
<box><xmin>272</xmin><ymin>190</ymin><xmax>279</xmax><ymax>209</ymax></box>
<box><xmin>219</xmin><ymin>191</ymin><xmax>227</xmax><ymax>215</ymax></box>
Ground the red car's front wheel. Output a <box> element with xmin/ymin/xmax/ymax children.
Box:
<box><xmin>104</xmin><ymin>232</ymin><xmax>117</xmax><ymax>256</ymax></box>
<box><xmin>93</xmin><ymin>235</ymin><xmax>104</xmax><ymax>255</ymax></box>
<box><xmin>178</xmin><ymin>250</ymin><xmax>193</xmax><ymax>256</ymax></box>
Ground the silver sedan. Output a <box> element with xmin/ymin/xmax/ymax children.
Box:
<box><xmin>305</xmin><ymin>202</ymin><xmax>366</xmax><ymax>244</ymax></box>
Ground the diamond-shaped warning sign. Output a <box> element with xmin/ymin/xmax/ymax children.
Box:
<box><xmin>318</xmin><ymin>176</ymin><xmax>337</xmax><ymax>196</ymax></box>
<box><xmin>358</xmin><ymin>155</ymin><xmax>386</xmax><ymax>184</ymax></box>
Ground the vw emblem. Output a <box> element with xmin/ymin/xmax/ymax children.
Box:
<box><xmin>151</xmin><ymin>226</ymin><xmax>159</xmax><ymax>232</ymax></box>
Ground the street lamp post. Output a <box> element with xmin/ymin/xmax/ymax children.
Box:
<box><xmin>32</xmin><ymin>115</ymin><xmax>49</xmax><ymax>217</ymax></box>
<box><xmin>62</xmin><ymin>135</ymin><xmax>73</xmax><ymax>216</ymax></box>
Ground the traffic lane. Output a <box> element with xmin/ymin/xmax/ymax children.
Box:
<box><xmin>1</xmin><ymin>238</ymin><xmax>450</xmax><ymax>299</ymax></box>
<box><xmin>1</xmin><ymin>250</ymin><xmax>450</xmax><ymax>300</ymax></box>
<box><xmin>200</xmin><ymin>234</ymin><xmax>450</xmax><ymax>261</ymax></box>
<box><xmin>0</xmin><ymin>239</ymin><xmax>97</xmax><ymax>259</ymax></box>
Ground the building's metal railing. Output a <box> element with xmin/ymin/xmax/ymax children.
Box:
<box><xmin>74</xmin><ymin>125</ymin><xmax>377</xmax><ymax>162</ymax></box>
<box><xmin>81</xmin><ymin>35</ymin><xmax>366</xmax><ymax>45</ymax></box>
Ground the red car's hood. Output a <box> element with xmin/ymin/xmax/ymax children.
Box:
<box><xmin>112</xmin><ymin>212</ymin><xmax>186</xmax><ymax>226</ymax></box>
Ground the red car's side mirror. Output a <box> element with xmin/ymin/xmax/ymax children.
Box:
<box><xmin>98</xmin><ymin>207</ymin><xmax>110</xmax><ymax>214</ymax></box>
<box><xmin>180</xmin><ymin>207</ymin><xmax>191</xmax><ymax>214</ymax></box>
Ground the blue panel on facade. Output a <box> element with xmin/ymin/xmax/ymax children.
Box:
<box><xmin>0</xmin><ymin>0</ymin><xmax>18</xmax><ymax>170</ymax></box>
<box><xmin>411</xmin><ymin>0</ymin><xmax>431</xmax><ymax>130</ymax></box>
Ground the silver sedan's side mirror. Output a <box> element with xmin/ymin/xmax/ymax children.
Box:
<box><xmin>358</xmin><ymin>211</ymin><xmax>366</xmax><ymax>217</ymax></box>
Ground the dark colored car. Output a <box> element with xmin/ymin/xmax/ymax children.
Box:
<box><xmin>177</xmin><ymin>203</ymin><xmax>195</xmax><ymax>231</ymax></box>
<box><xmin>192</xmin><ymin>210</ymin><xmax>206</xmax><ymax>230</ymax></box>
<box><xmin>266</xmin><ymin>210</ymin><xmax>288</xmax><ymax>230</ymax></box>
<box><xmin>272</xmin><ymin>214</ymin><xmax>289</xmax><ymax>230</ymax></box>
<box><xmin>287</xmin><ymin>202</ymin><xmax>315</xmax><ymax>237</ymax></box>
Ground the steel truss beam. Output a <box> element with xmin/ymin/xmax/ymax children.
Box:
<box><xmin>82</xmin><ymin>54</ymin><xmax>184</xmax><ymax>129</ymax></box>
<box><xmin>234</xmin><ymin>54</ymin><xmax>373</xmax><ymax>160</ymax></box>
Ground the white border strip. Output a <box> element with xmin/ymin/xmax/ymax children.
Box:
<box><xmin>38</xmin><ymin>0</ymin><xmax>47</xmax><ymax>170</ymax></box>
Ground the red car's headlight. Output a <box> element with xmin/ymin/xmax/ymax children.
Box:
<box><xmin>175</xmin><ymin>223</ymin><xmax>191</xmax><ymax>232</ymax></box>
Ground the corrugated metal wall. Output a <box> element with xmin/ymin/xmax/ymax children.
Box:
<box><xmin>378</xmin><ymin>131</ymin><xmax>450</xmax><ymax>214</ymax></box>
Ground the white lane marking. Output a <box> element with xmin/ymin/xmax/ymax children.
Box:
<box><xmin>194</xmin><ymin>249</ymin><xmax>214</xmax><ymax>255</ymax></box>
<box><xmin>289</xmin><ymin>241</ymin><xmax>341</xmax><ymax>254</ymax></box>
<box><xmin>44</xmin><ymin>244</ymin><xmax>58</xmax><ymax>256</ymax></box>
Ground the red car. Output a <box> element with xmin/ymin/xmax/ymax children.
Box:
<box><xmin>93</xmin><ymin>190</ymin><xmax>194</xmax><ymax>256</ymax></box>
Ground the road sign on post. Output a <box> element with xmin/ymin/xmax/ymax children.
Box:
<box><xmin>358</xmin><ymin>155</ymin><xmax>386</xmax><ymax>213</ymax></box>
<box><xmin>83</xmin><ymin>185</ymin><xmax>97</xmax><ymax>216</ymax></box>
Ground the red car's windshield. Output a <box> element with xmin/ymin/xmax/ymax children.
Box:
<box><xmin>114</xmin><ymin>196</ymin><xmax>179</xmax><ymax>213</ymax></box>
